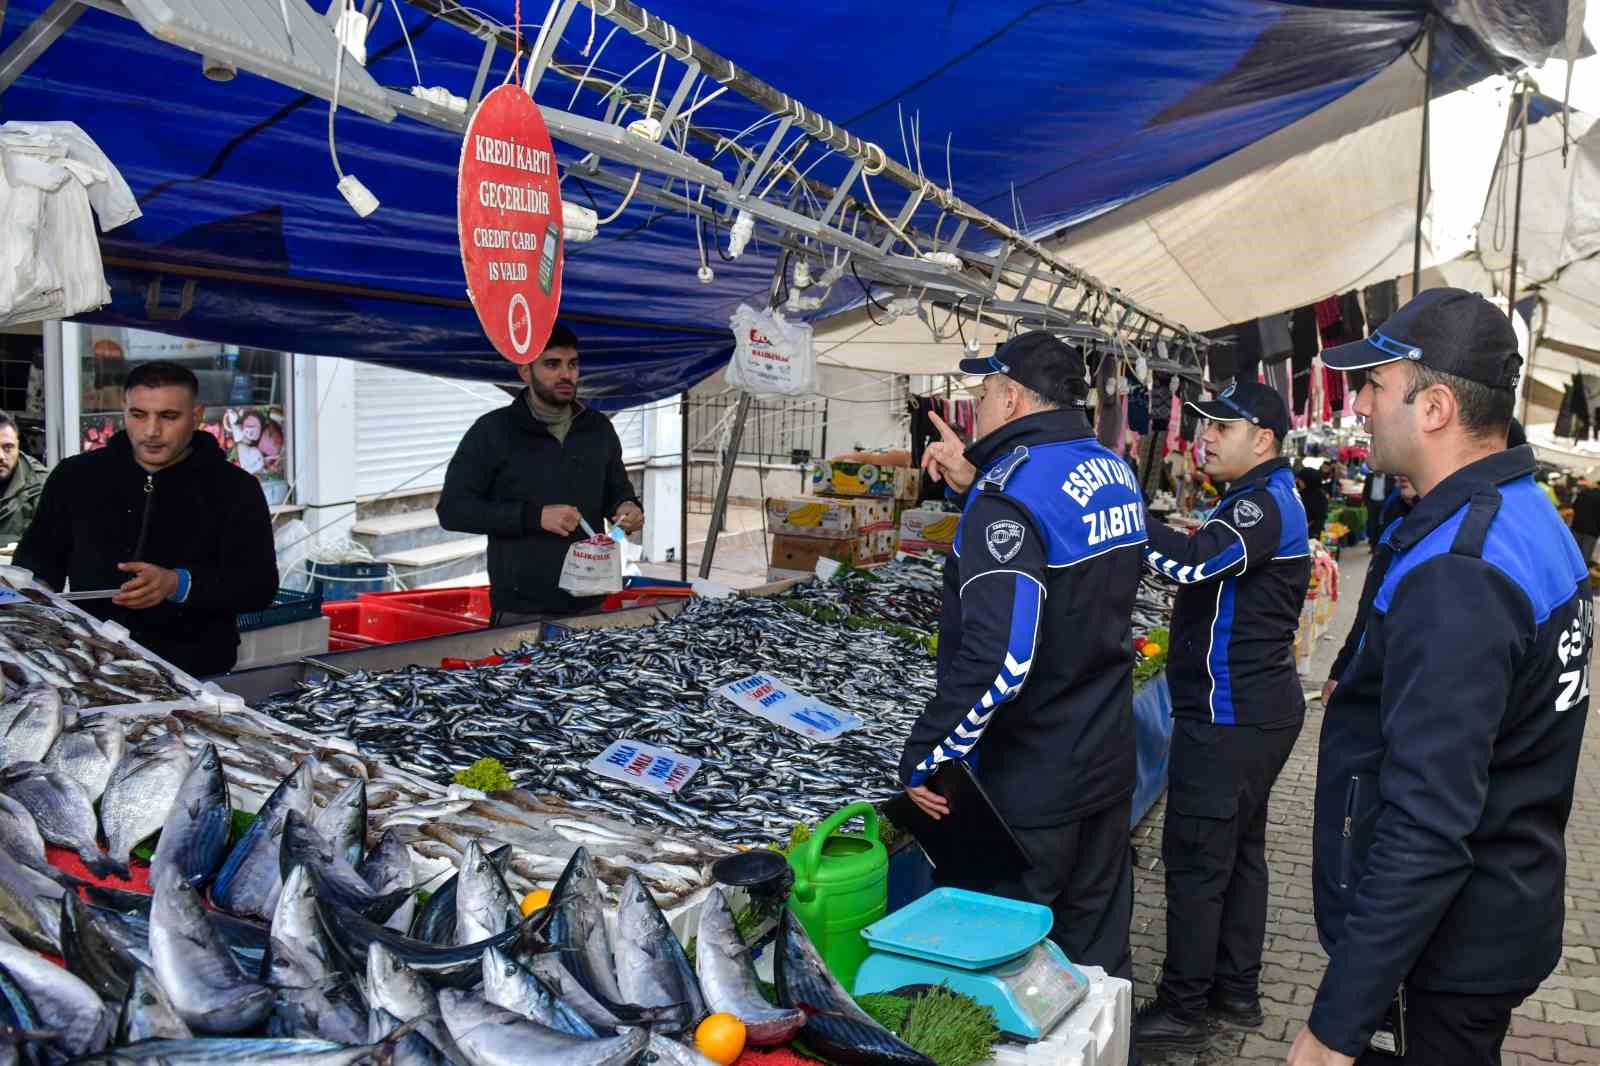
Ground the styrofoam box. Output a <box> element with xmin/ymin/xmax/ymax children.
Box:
<box><xmin>234</xmin><ymin>615</ymin><xmax>331</xmax><ymax>670</ymax></box>
<box><xmin>982</xmin><ymin>965</ymin><xmax>1131</xmax><ymax>1066</ymax></box>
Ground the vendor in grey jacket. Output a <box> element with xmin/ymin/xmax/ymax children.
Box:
<box><xmin>438</xmin><ymin>325</ymin><xmax>643</xmax><ymax>623</ymax></box>
<box><xmin>1291</xmin><ymin>289</ymin><xmax>1590</xmax><ymax>1066</ymax></box>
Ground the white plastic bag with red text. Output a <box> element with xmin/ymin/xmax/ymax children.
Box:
<box><xmin>558</xmin><ymin>534</ymin><xmax>623</xmax><ymax>597</ymax></box>
<box><xmin>726</xmin><ymin>303</ymin><xmax>816</xmax><ymax>397</ymax></box>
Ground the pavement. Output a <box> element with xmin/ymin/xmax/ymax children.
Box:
<box><xmin>1131</xmin><ymin>543</ymin><xmax>1600</xmax><ymax>1066</ymax></box>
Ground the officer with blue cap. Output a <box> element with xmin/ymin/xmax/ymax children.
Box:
<box><xmin>900</xmin><ymin>330</ymin><xmax>1146</xmax><ymax>994</ymax></box>
<box><xmin>1132</xmin><ymin>378</ymin><xmax>1311</xmax><ymax>1052</ymax></box>
<box><xmin>1287</xmin><ymin>288</ymin><xmax>1589</xmax><ymax>1066</ymax></box>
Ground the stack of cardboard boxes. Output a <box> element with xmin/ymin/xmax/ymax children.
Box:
<box><xmin>762</xmin><ymin>460</ymin><xmax>909</xmax><ymax>580</ymax></box>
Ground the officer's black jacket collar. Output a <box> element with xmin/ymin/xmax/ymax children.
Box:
<box><xmin>1220</xmin><ymin>457</ymin><xmax>1292</xmax><ymax>501</ymax></box>
<box><xmin>1386</xmin><ymin>444</ymin><xmax>1535</xmax><ymax>553</ymax></box>
<box><xmin>964</xmin><ymin>407</ymin><xmax>1093</xmax><ymax>470</ymax></box>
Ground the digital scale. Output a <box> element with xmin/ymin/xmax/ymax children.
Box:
<box><xmin>852</xmin><ymin>888</ymin><xmax>1091</xmax><ymax>1041</ymax></box>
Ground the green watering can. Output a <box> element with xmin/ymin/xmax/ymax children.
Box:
<box><xmin>786</xmin><ymin>802</ymin><xmax>888</xmax><ymax>989</ymax></box>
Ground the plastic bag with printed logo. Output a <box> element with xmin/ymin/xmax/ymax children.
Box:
<box><xmin>726</xmin><ymin>303</ymin><xmax>816</xmax><ymax>397</ymax></box>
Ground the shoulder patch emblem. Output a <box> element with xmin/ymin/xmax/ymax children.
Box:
<box><xmin>979</xmin><ymin>445</ymin><xmax>1031</xmax><ymax>492</ymax></box>
<box><xmin>1233</xmin><ymin>499</ymin><xmax>1265</xmax><ymax>528</ymax></box>
<box><xmin>985</xmin><ymin>519</ymin><xmax>1025</xmax><ymax>563</ymax></box>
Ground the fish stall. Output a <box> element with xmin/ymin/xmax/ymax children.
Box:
<box><xmin>0</xmin><ymin>557</ymin><xmax>1150</xmax><ymax>1066</ymax></box>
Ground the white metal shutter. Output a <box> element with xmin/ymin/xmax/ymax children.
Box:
<box><xmin>610</xmin><ymin>403</ymin><xmax>647</xmax><ymax>462</ymax></box>
<box><xmin>354</xmin><ymin>363</ymin><xmax>508</xmax><ymax>498</ymax></box>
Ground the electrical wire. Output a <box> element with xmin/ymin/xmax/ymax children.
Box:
<box><xmin>389</xmin><ymin>0</ymin><xmax>423</xmax><ymax>86</ymax></box>
<box><xmin>327</xmin><ymin>0</ymin><xmax>349</xmax><ymax>180</ymax></box>
<box><xmin>594</xmin><ymin>170</ymin><xmax>643</xmax><ymax>225</ymax></box>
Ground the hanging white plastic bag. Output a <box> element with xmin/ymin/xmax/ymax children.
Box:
<box><xmin>559</xmin><ymin>531</ymin><xmax>624</xmax><ymax>597</ymax></box>
<box><xmin>726</xmin><ymin>303</ymin><xmax>816</xmax><ymax>397</ymax></box>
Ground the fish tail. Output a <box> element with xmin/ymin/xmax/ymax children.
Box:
<box><xmin>83</xmin><ymin>851</ymin><xmax>130</xmax><ymax>881</ymax></box>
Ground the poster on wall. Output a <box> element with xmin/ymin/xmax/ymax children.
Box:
<box><xmin>80</xmin><ymin>405</ymin><xmax>289</xmax><ymax>504</ymax></box>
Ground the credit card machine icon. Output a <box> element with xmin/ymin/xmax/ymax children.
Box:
<box><xmin>538</xmin><ymin>222</ymin><xmax>561</xmax><ymax>294</ymax></box>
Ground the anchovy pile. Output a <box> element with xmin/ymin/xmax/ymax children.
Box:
<box><xmin>260</xmin><ymin>596</ymin><xmax>939</xmax><ymax>846</ymax></box>
<box><xmin>787</xmin><ymin>557</ymin><xmax>945</xmax><ymax>633</ymax></box>
<box><xmin>0</xmin><ymin>584</ymin><xmax>196</xmax><ymax>706</ymax></box>
<box><xmin>0</xmin><ymin>738</ymin><xmax>829</xmax><ymax>1066</ymax></box>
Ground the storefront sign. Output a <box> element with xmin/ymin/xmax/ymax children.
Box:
<box><xmin>457</xmin><ymin>85</ymin><xmax>563</xmax><ymax>364</ymax></box>
<box><xmin>718</xmin><ymin>674</ymin><xmax>862</xmax><ymax>742</ymax></box>
<box><xmin>588</xmin><ymin>738</ymin><xmax>701</xmax><ymax>794</ymax></box>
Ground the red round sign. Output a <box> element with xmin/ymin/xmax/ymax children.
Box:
<box><xmin>457</xmin><ymin>84</ymin><xmax>564</xmax><ymax>364</ymax></box>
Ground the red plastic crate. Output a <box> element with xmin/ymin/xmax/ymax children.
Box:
<box><xmin>357</xmin><ymin>586</ymin><xmax>493</xmax><ymax>625</ymax></box>
<box><xmin>322</xmin><ymin>601</ymin><xmax>482</xmax><ymax>646</ymax></box>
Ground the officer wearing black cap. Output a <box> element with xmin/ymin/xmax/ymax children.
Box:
<box><xmin>1132</xmin><ymin>379</ymin><xmax>1311</xmax><ymax>1052</ymax></box>
<box><xmin>1288</xmin><ymin>288</ymin><xmax>1589</xmax><ymax>1066</ymax></box>
<box><xmin>901</xmin><ymin>330</ymin><xmax>1146</xmax><ymax>988</ymax></box>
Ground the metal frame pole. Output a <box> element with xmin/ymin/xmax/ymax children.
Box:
<box><xmin>1507</xmin><ymin>85</ymin><xmax>1530</xmax><ymax>319</ymax></box>
<box><xmin>679</xmin><ymin>391</ymin><xmax>688</xmax><ymax>582</ymax></box>
<box><xmin>1411</xmin><ymin>19</ymin><xmax>1434</xmax><ymax>294</ymax></box>
<box><xmin>698</xmin><ymin>391</ymin><xmax>751</xmax><ymax>579</ymax></box>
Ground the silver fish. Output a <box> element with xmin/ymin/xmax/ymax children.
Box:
<box><xmin>0</xmin><ymin>845</ymin><xmax>64</xmax><ymax>952</ymax></box>
<box><xmin>696</xmin><ymin>887</ymin><xmax>804</xmax><ymax>1045</ymax></box>
<box><xmin>42</xmin><ymin>716</ymin><xmax>123</xmax><ymax>801</ymax></box>
<box><xmin>0</xmin><ymin>938</ymin><xmax>113</xmax><ymax>1055</ymax></box>
<box><xmin>118</xmin><ymin>964</ymin><xmax>193</xmax><ymax>1044</ymax></box>
<box><xmin>365</xmin><ymin>942</ymin><xmax>464</xmax><ymax>1065</ymax></box>
<box><xmin>267</xmin><ymin>864</ymin><xmax>337</xmax><ymax>989</ymax></box>
<box><xmin>545</xmin><ymin>847</ymin><xmax>624</xmax><ymax>1006</ymax></box>
<box><xmin>0</xmin><ymin>792</ymin><xmax>56</xmax><ymax>881</ymax></box>
<box><xmin>101</xmin><ymin>733</ymin><xmax>191</xmax><ymax>875</ymax></box>
<box><xmin>210</xmin><ymin>757</ymin><xmax>316</xmax><ymax>921</ymax></box>
<box><xmin>358</xmin><ymin>828</ymin><xmax>415</xmax><ymax>934</ymax></box>
<box><xmin>269</xmin><ymin>979</ymin><xmax>370</xmax><ymax>1045</ymax></box>
<box><xmin>314</xmin><ymin>778</ymin><xmax>368</xmax><ymax>867</ymax></box>
<box><xmin>480</xmin><ymin>946</ymin><xmax>596</xmax><ymax>1038</ymax></box>
<box><xmin>149</xmin><ymin>861</ymin><xmax>274</xmax><ymax>1033</ymax></box>
<box><xmin>369</xmin><ymin>1005</ymin><xmax>439</xmax><ymax>1066</ymax></box>
<box><xmin>0</xmin><ymin>686</ymin><xmax>62</xmax><ymax>769</ymax></box>
<box><xmin>614</xmin><ymin>872</ymin><xmax>705</xmax><ymax>1036</ymax></box>
<box><xmin>454</xmin><ymin>839</ymin><xmax>518</xmax><ymax>946</ymax></box>
<box><xmin>150</xmin><ymin>742</ymin><xmax>231</xmax><ymax>889</ymax></box>
<box><xmin>437</xmin><ymin>989</ymin><xmax>647</xmax><ymax>1066</ymax></box>
<box><xmin>645</xmin><ymin>1034</ymin><xmax>722</xmax><ymax>1066</ymax></box>
<box><xmin>67</xmin><ymin>1037</ymin><xmax>395</xmax><ymax>1064</ymax></box>
<box><xmin>1</xmin><ymin>762</ymin><xmax>121</xmax><ymax>878</ymax></box>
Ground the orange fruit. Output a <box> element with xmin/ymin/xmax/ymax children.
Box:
<box><xmin>695</xmin><ymin>1012</ymin><xmax>747</xmax><ymax>1065</ymax></box>
<box><xmin>1141</xmin><ymin>644</ymin><xmax>1163</xmax><ymax>658</ymax></box>
<box><xmin>519</xmin><ymin>889</ymin><xmax>552</xmax><ymax>917</ymax></box>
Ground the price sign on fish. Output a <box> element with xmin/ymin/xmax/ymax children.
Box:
<box><xmin>457</xmin><ymin>84</ymin><xmax>564</xmax><ymax>364</ymax></box>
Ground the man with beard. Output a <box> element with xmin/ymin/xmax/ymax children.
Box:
<box><xmin>1290</xmin><ymin>289</ymin><xmax>1589</xmax><ymax>1066</ymax></box>
<box><xmin>440</xmin><ymin>325</ymin><xmax>643</xmax><ymax>624</ymax></box>
<box><xmin>0</xmin><ymin>412</ymin><xmax>46</xmax><ymax>543</ymax></box>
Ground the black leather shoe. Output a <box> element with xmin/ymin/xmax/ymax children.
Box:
<box><xmin>1133</xmin><ymin>1000</ymin><xmax>1209</xmax><ymax>1050</ymax></box>
<box><xmin>1207</xmin><ymin>989</ymin><xmax>1265</xmax><ymax>1027</ymax></box>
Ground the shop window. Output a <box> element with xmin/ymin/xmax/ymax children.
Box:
<box><xmin>80</xmin><ymin>328</ymin><xmax>292</xmax><ymax>505</ymax></box>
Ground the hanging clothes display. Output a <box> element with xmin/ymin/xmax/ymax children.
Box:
<box><xmin>1337</xmin><ymin>292</ymin><xmax>1366</xmax><ymax>340</ymax></box>
<box><xmin>1324</xmin><ymin>365</ymin><xmax>1346</xmax><ymax>420</ymax></box>
<box><xmin>1259</xmin><ymin>313</ymin><xmax>1293</xmax><ymax>363</ymax></box>
<box><xmin>1314</xmin><ymin>295</ymin><xmax>1343</xmax><ymax>331</ymax></box>
<box><xmin>1205</xmin><ymin>327</ymin><xmax>1238</xmax><ymax>384</ymax></box>
<box><xmin>1263</xmin><ymin>360</ymin><xmax>1293</xmax><ymax>416</ymax></box>
<box><xmin>1234</xmin><ymin>321</ymin><xmax>1264</xmax><ymax>386</ymax></box>
<box><xmin>1179</xmin><ymin>378</ymin><xmax>1203</xmax><ymax>442</ymax></box>
<box><xmin>1095</xmin><ymin>355</ymin><xmax>1125</xmax><ymax>452</ymax></box>
<box><xmin>1291</xmin><ymin>306</ymin><xmax>1319</xmax><ymax>362</ymax></box>
<box><xmin>1291</xmin><ymin>348</ymin><xmax>1315</xmax><ymax>419</ymax></box>
<box><xmin>1363</xmin><ymin>280</ymin><xmax>1399</xmax><ymax>331</ymax></box>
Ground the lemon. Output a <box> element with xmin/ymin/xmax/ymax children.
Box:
<box><xmin>520</xmin><ymin>889</ymin><xmax>552</xmax><ymax>917</ymax></box>
<box><xmin>695</xmin><ymin>1013</ymin><xmax>747</xmax><ymax>1065</ymax></box>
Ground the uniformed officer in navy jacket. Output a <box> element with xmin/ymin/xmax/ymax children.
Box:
<box><xmin>1132</xmin><ymin>381</ymin><xmax>1311</xmax><ymax>1052</ymax></box>
<box><xmin>1288</xmin><ymin>288</ymin><xmax>1590</xmax><ymax>1066</ymax></box>
<box><xmin>900</xmin><ymin>331</ymin><xmax>1146</xmax><ymax>989</ymax></box>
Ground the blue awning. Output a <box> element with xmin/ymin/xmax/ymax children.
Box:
<box><xmin>0</xmin><ymin>0</ymin><xmax>1565</xmax><ymax>408</ymax></box>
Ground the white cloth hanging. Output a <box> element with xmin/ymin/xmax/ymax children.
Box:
<box><xmin>0</xmin><ymin>121</ymin><xmax>140</xmax><ymax>327</ymax></box>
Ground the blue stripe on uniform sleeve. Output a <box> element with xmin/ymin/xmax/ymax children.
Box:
<box><xmin>909</xmin><ymin>572</ymin><xmax>1042</xmax><ymax>785</ymax></box>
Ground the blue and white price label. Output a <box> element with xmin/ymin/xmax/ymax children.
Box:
<box><xmin>0</xmin><ymin>588</ymin><xmax>29</xmax><ymax>607</ymax></box>
<box><xmin>588</xmin><ymin>738</ymin><xmax>701</xmax><ymax>795</ymax></box>
<box><xmin>718</xmin><ymin>674</ymin><xmax>863</xmax><ymax>742</ymax></box>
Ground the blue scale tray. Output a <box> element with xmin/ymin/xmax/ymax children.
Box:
<box><xmin>860</xmin><ymin>887</ymin><xmax>1052</xmax><ymax>971</ymax></box>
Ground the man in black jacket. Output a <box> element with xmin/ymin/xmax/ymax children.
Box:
<box><xmin>1291</xmin><ymin>289</ymin><xmax>1589</xmax><ymax>1066</ymax></box>
<box><xmin>1133</xmin><ymin>381</ymin><xmax>1310</xmax><ymax>1051</ymax></box>
<box><xmin>438</xmin><ymin>325</ymin><xmax>642</xmax><ymax>623</ymax></box>
<box><xmin>901</xmin><ymin>332</ymin><xmax>1146</xmax><ymax>988</ymax></box>
<box><xmin>14</xmin><ymin>362</ymin><xmax>278</xmax><ymax>676</ymax></box>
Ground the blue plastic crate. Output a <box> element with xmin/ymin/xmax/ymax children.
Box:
<box><xmin>236</xmin><ymin>588</ymin><xmax>323</xmax><ymax>632</ymax></box>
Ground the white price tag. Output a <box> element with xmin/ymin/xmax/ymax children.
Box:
<box><xmin>719</xmin><ymin>674</ymin><xmax>862</xmax><ymax>742</ymax></box>
<box><xmin>588</xmin><ymin>739</ymin><xmax>701</xmax><ymax>794</ymax></box>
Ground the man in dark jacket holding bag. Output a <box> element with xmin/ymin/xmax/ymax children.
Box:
<box><xmin>14</xmin><ymin>361</ymin><xmax>278</xmax><ymax>676</ymax></box>
<box><xmin>439</xmin><ymin>325</ymin><xmax>643</xmax><ymax>624</ymax></box>
<box><xmin>1290</xmin><ymin>289</ymin><xmax>1590</xmax><ymax>1066</ymax></box>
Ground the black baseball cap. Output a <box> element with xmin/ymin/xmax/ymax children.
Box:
<box><xmin>958</xmin><ymin>331</ymin><xmax>1088</xmax><ymax>403</ymax></box>
<box><xmin>1186</xmin><ymin>380</ymin><xmax>1290</xmax><ymax>439</ymax></box>
<box><xmin>1321</xmin><ymin>287</ymin><xmax>1521</xmax><ymax>391</ymax></box>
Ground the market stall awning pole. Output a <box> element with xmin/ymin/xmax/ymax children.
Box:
<box><xmin>1411</xmin><ymin>18</ymin><xmax>1434</xmax><ymax>294</ymax></box>
<box><xmin>699</xmin><ymin>392</ymin><xmax>752</xmax><ymax>579</ymax></box>
<box><xmin>679</xmin><ymin>392</ymin><xmax>689</xmax><ymax>583</ymax></box>
<box><xmin>1506</xmin><ymin>84</ymin><xmax>1530</xmax><ymax>319</ymax></box>
<box><xmin>0</xmin><ymin>0</ymin><xmax>84</xmax><ymax>94</ymax></box>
